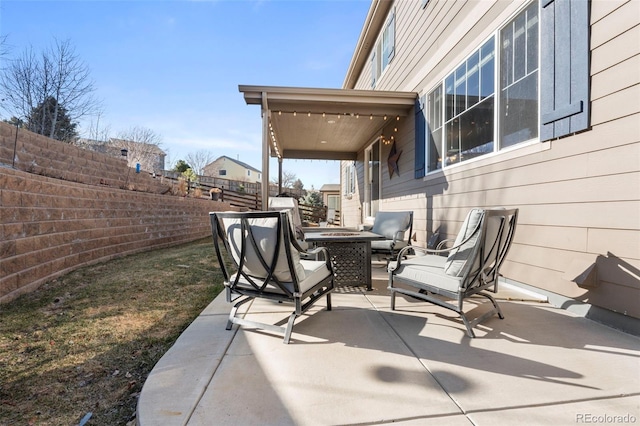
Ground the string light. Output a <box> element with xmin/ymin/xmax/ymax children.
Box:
<box><xmin>269</xmin><ymin>110</ymin><xmax>402</xmax><ymax>122</ymax></box>
<box><xmin>271</xmin><ymin>110</ymin><xmax>405</xmax><ymax>159</ymax></box>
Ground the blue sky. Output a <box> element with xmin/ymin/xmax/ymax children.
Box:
<box><xmin>0</xmin><ymin>0</ymin><xmax>371</xmax><ymax>190</ymax></box>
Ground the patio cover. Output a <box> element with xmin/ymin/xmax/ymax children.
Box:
<box><xmin>238</xmin><ymin>85</ymin><xmax>417</xmax><ymax>204</ymax></box>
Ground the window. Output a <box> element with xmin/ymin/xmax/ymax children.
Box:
<box><xmin>371</xmin><ymin>9</ymin><xmax>395</xmax><ymax>87</ymax></box>
<box><xmin>423</xmin><ymin>1</ymin><xmax>538</xmax><ymax>173</ymax></box>
<box><xmin>343</xmin><ymin>162</ymin><xmax>356</xmax><ymax>197</ymax></box>
<box><xmin>247</xmin><ymin>170</ymin><xmax>251</xmax><ymax>176</ymax></box>
<box><xmin>442</xmin><ymin>37</ymin><xmax>495</xmax><ymax>167</ymax></box>
<box><xmin>327</xmin><ymin>195</ymin><xmax>339</xmax><ymax>210</ymax></box>
<box><xmin>219</xmin><ymin>169</ymin><xmax>227</xmax><ymax>176</ymax></box>
<box><xmin>416</xmin><ymin>0</ymin><xmax>588</xmax><ymax>178</ymax></box>
<box><xmin>500</xmin><ymin>3</ymin><xmax>539</xmax><ymax>147</ymax></box>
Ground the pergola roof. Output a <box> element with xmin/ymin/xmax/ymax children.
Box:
<box><xmin>239</xmin><ymin>85</ymin><xmax>417</xmax><ymax>161</ymax></box>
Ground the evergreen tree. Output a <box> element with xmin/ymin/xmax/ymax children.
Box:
<box><xmin>173</xmin><ymin>160</ymin><xmax>191</xmax><ymax>173</ymax></box>
<box><xmin>27</xmin><ymin>96</ymin><xmax>78</xmax><ymax>142</ymax></box>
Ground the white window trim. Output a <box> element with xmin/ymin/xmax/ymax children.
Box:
<box><xmin>423</xmin><ymin>139</ymin><xmax>550</xmax><ymax>181</ymax></box>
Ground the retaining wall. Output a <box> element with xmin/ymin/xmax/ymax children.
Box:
<box><xmin>0</xmin><ymin>123</ymin><xmax>234</xmax><ymax>302</ymax></box>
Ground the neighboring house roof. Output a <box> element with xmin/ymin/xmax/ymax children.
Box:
<box><xmin>208</xmin><ymin>155</ymin><xmax>261</xmax><ymax>173</ymax></box>
<box><xmin>320</xmin><ymin>184</ymin><xmax>340</xmax><ymax>192</ymax></box>
<box><xmin>109</xmin><ymin>138</ymin><xmax>166</xmax><ymax>156</ymax></box>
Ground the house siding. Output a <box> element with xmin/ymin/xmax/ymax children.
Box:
<box><xmin>342</xmin><ymin>0</ymin><xmax>640</xmax><ymax>319</ymax></box>
<box><xmin>203</xmin><ymin>156</ymin><xmax>261</xmax><ymax>183</ymax></box>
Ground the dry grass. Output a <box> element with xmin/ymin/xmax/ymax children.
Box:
<box><xmin>0</xmin><ymin>238</ymin><xmax>224</xmax><ymax>425</ymax></box>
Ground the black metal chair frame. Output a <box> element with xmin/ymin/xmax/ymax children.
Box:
<box><xmin>370</xmin><ymin>211</ymin><xmax>414</xmax><ymax>263</ymax></box>
<box><xmin>388</xmin><ymin>208</ymin><xmax>518</xmax><ymax>337</ymax></box>
<box><xmin>210</xmin><ymin>211</ymin><xmax>334</xmax><ymax>343</ymax></box>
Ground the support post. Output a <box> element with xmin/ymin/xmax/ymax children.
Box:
<box><xmin>261</xmin><ymin>92</ymin><xmax>270</xmax><ymax>210</ymax></box>
<box><xmin>278</xmin><ymin>157</ymin><xmax>283</xmax><ymax>195</ymax></box>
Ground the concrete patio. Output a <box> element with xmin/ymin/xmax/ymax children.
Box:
<box><xmin>137</xmin><ymin>266</ymin><xmax>640</xmax><ymax>425</ymax></box>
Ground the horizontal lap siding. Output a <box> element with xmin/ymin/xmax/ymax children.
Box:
<box><xmin>345</xmin><ymin>0</ymin><xmax>640</xmax><ymax>318</ymax></box>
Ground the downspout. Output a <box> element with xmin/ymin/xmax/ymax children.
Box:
<box><xmin>261</xmin><ymin>92</ymin><xmax>269</xmax><ymax>209</ymax></box>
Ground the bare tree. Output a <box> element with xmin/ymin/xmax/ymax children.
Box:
<box><xmin>84</xmin><ymin>111</ymin><xmax>111</xmax><ymax>143</ymax></box>
<box><xmin>270</xmin><ymin>170</ymin><xmax>299</xmax><ymax>189</ymax></box>
<box><xmin>185</xmin><ymin>150</ymin><xmax>215</xmax><ymax>177</ymax></box>
<box><xmin>0</xmin><ymin>38</ymin><xmax>101</xmax><ymax>140</ymax></box>
<box><xmin>113</xmin><ymin>126</ymin><xmax>164</xmax><ymax>173</ymax></box>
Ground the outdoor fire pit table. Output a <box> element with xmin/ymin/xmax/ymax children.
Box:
<box><xmin>303</xmin><ymin>229</ymin><xmax>385</xmax><ymax>291</ymax></box>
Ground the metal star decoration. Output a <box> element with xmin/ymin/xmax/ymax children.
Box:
<box><xmin>387</xmin><ymin>141</ymin><xmax>402</xmax><ymax>178</ymax></box>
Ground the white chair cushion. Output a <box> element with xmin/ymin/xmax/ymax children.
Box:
<box><xmin>268</xmin><ymin>198</ymin><xmax>305</xmax><ymax>240</ymax></box>
<box><xmin>298</xmin><ymin>260</ymin><xmax>332</xmax><ymax>292</ymax></box>
<box><xmin>230</xmin><ymin>259</ymin><xmax>330</xmax><ymax>294</ymax></box>
<box><xmin>371</xmin><ymin>211</ymin><xmax>412</xmax><ymax>240</ymax></box>
<box><xmin>371</xmin><ymin>239</ymin><xmax>409</xmax><ymax>251</ymax></box>
<box><xmin>444</xmin><ymin>209</ymin><xmax>483</xmax><ymax>277</ymax></box>
<box><xmin>391</xmin><ymin>255</ymin><xmax>461</xmax><ymax>293</ymax></box>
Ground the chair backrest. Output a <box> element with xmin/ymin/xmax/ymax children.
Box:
<box><xmin>327</xmin><ymin>208</ymin><xmax>336</xmax><ymax>224</ymax></box>
<box><xmin>443</xmin><ymin>209</ymin><xmax>484</xmax><ymax>277</ymax></box>
<box><xmin>210</xmin><ymin>211</ymin><xmax>306</xmax><ymax>293</ymax></box>
<box><xmin>479</xmin><ymin>208</ymin><xmax>518</xmax><ymax>285</ymax></box>
<box><xmin>444</xmin><ymin>208</ymin><xmax>519</xmax><ymax>289</ymax></box>
<box><xmin>371</xmin><ymin>211</ymin><xmax>413</xmax><ymax>242</ymax></box>
<box><xmin>268</xmin><ymin>197</ymin><xmax>304</xmax><ymax>239</ymax></box>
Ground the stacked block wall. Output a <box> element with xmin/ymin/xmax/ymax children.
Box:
<box><xmin>0</xmin><ymin>122</ymin><xmax>170</xmax><ymax>193</ymax></box>
<box><xmin>0</xmin><ymin>123</ymin><xmax>235</xmax><ymax>302</ymax></box>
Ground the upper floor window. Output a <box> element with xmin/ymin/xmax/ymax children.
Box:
<box><xmin>371</xmin><ymin>8</ymin><xmax>395</xmax><ymax>87</ymax></box>
<box><xmin>247</xmin><ymin>170</ymin><xmax>251</xmax><ymax>176</ymax></box>
<box><xmin>219</xmin><ymin>169</ymin><xmax>227</xmax><ymax>176</ymax></box>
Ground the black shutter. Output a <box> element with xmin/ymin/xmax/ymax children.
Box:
<box><xmin>540</xmin><ymin>0</ymin><xmax>590</xmax><ymax>141</ymax></box>
<box><xmin>414</xmin><ymin>95</ymin><xmax>426</xmax><ymax>179</ymax></box>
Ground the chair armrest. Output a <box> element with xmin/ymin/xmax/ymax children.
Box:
<box><xmin>435</xmin><ymin>238</ymin><xmax>455</xmax><ymax>251</ymax></box>
<box><xmin>291</xmin><ymin>237</ymin><xmax>307</xmax><ymax>253</ymax></box>
<box><xmin>389</xmin><ymin>227</ymin><xmax>479</xmax><ymax>272</ymax></box>
<box><xmin>305</xmin><ymin>246</ymin><xmax>333</xmax><ymax>270</ymax></box>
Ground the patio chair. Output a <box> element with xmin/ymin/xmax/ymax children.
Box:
<box><xmin>210</xmin><ymin>211</ymin><xmax>334</xmax><ymax>343</ymax></box>
<box><xmin>369</xmin><ymin>211</ymin><xmax>414</xmax><ymax>262</ymax></box>
<box><xmin>268</xmin><ymin>196</ymin><xmax>308</xmax><ymax>251</ymax></box>
<box><xmin>388</xmin><ymin>208</ymin><xmax>518</xmax><ymax>337</ymax></box>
